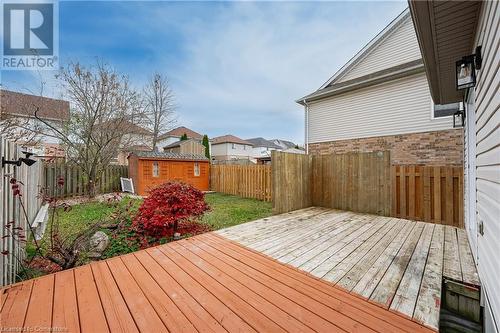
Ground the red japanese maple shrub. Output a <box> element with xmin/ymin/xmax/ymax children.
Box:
<box><xmin>133</xmin><ymin>181</ymin><xmax>209</xmax><ymax>238</ymax></box>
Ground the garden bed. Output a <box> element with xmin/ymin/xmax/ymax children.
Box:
<box><xmin>25</xmin><ymin>192</ymin><xmax>272</xmax><ymax>278</ymax></box>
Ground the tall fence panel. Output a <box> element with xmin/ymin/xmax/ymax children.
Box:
<box><xmin>391</xmin><ymin>165</ymin><xmax>463</xmax><ymax>228</ymax></box>
<box><xmin>272</xmin><ymin>151</ymin><xmax>313</xmax><ymax>214</ymax></box>
<box><xmin>312</xmin><ymin>151</ymin><xmax>391</xmax><ymax>216</ymax></box>
<box><xmin>43</xmin><ymin>163</ymin><xmax>128</xmax><ymax>198</ymax></box>
<box><xmin>0</xmin><ymin>137</ymin><xmax>44</xmax><ymax>286</ymax></box>
<box><xmin>210</xmin><ymin>164</ymin><xmax>272</xmax><ymax>201</ymax></box>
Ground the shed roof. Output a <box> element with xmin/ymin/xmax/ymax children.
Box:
<box><xmin>0</xmin><ymin>89</ymin><xmax>70</xmax><ymax>121</ymax></box>
<box><xmin>134</xmin><ymin>151</ymin><xmax>208</xmax><ymax>161</ymax></box>
<box><xmin>211</xmin><ymin>135</ymin><xmax>251</xmax><ymax>145</ymax></box>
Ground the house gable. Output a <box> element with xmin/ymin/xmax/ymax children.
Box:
<box><xmin>323</xmin><ymin>10</ymin><xmax>422</xmax><ymax>88</ymax></box>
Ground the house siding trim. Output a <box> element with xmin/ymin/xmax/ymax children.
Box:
<box><xmin>307</xmin><ymin>73</ymin><xmax>454</xmax><ymax>144</ymax></box>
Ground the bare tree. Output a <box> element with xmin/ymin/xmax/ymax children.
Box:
<box><xmin>143</xmin><ymin>73</ymin><xmax>176</xmax><ymax>150</ymax></box>
<box><xmin>36</xmin><ymin>61</ymin><xmax>145</xmax><ymax>197</ymax></box>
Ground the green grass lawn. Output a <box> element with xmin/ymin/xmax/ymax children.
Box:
<box><xmin>202</xmin><ymin>193</ymin><xmax>273</xmax><ymax>229</ymax></box>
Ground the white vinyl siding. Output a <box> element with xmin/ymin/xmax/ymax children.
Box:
<box><xmin>472</xmin><ymin>1</ymin><xmax>500</xmax><ymax>330</ymax></box>
<box><xmin>308</xmin><ymin>73</ymin><xmax>453</xmax><ymax>143</ymax></box>
<box><xmin>338</xmin><ymin>16</ymin><xmax>422</xmax><ymax>83</ymax></box>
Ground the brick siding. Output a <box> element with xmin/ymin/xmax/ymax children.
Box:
<box><xmin>308</xmin><ymin>129</ymin><xmax>463</xmax><ymax>166</ymax></box>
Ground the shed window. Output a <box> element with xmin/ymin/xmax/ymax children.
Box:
<box><xmin>433</xmin><ymin>102</ymin><xmax>460</xmax><ymax>118</ymax></box>
<box><xmin>152</xmin><ymin>161</ymin><xmax>159</xmax><ymax>177</ymax></box>
<box><xmin>194</xmin><ymin>162</ymin><xmax>200</xmax><ymax>177</ymax></box>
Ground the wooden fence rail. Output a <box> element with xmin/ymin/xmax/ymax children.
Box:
<box><xmin>43</xmin><ymin>163</ymin><xmax>128</xmax><ymax>198</ymax></box>
<box><xmin>210</xmin><ymin>165</ymin><xmax>272</xmax><ymax>202</ymax></box>
<box><xmin>1</xmin><ymin>137</ymin><xmax>44</xmax><ymax>286</ymax></box>
<box><xmin>391</xmin><ymin>165</ymin><xmax>464</xmax><ymax>228</ymax></box>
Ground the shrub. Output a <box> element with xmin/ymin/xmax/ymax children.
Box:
<box><xmin>133</xmin><ymin>181</ymin><xmax>209</xmax><ymax>238</ymax></box>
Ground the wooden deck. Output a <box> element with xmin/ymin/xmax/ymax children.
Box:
<box><xmin>217</xmin><ymin>207</ymin><xmax>480</xmax><ymax>331</ymax></box>
<box><xmin>0</xmin><ymin>233</ymin><xmax>433</xmax><ymax>332</ymax></box>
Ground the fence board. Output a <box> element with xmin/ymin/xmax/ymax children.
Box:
<box><xmin>1</xmin><ymin>137</ymin><xmax>44</xmax><ymax>286</ymax></box>
<box><xmin>42</xmin><ymin>163</ymin><xmax>128</xmax><ymax>199</ymax></box>
<box><xmin>391</xmin><ymin>165</ymin><xmax>463</xmax><ymax>228</ymax></box>
<box><xmin>210</xmin><ymin>164</ymin><xmax>272</xmax><ymax>202</ymax></box>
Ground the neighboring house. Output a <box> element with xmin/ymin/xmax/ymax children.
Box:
<box><xmin>245</xmin><ymin>137</ymin><xmax>282</xmax><ymax>160</ymax></box>
<box><xmin>271</xmin><ymin>139</ymin><xmax>297</xmax><ymax>150</ymax></box>
<box><xmin>0</xmin><ymin>89</ymin><xmax>70</xmax><ymax>160</ymax></box>
<box><xmin>283</xmin><ymin>147</ymin><xmax>305</xmax><ymax>155</ymax></box>
<box><xmin>114</xmin><ymin>121</ymin><xmax>153</xmax><ymax>165</ymax></box>
<box><xmin>297</xmin><ymin>9</ymin><xmax>463</xmax><ymax>166</ymax></box>
<box><xmin>163</xmin><ymin>138</ymin><xmax>206</xmax><ymax>156</ymax></box>
<box><xmin>210</xmin><ymin>135</ymin><xmax>253</xmax><ymax>161</ymax></box>
<box><xmin>156</xmin><ymin>126</ymin><xmax>204</xmax><ymax>150</ymax></box>
<box><xmin>410</xmin><ymin>1</ymin><xmax>499</xmax><ymax>331</ymax></box>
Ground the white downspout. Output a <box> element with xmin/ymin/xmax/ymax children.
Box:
<box><xmin>303</xmin><ymin>99</ymin><xmax>309</xmax><ymax>154</ymax></box>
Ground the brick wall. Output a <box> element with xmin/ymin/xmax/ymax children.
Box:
<box><xmin>308</xmin><ymin>129</ymin><xmax>463</xmax><ymax>166</ymax></box>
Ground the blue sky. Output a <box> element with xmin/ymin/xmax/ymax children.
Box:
<box><xmin>1</xmin><ymin>1</ymin><xmax>408</xmax><ymax>144</ymax></box>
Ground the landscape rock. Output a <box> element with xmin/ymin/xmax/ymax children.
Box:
<box><xmin>89</xmin><ymin>231</ymin><xmax>110</xmax><ymax>257</ymax></box>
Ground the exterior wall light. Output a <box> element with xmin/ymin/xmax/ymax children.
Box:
<box><xmin>1</xmin><ymin>151</ymin><xmax>37</xmax><ymax>168</ymax></box>
<box><xmin>453</xmin><ymin>109</ymin><xmax>465</xmax><ymax>128</ymax></box>
<box><xmin>456</xmin><ymin>46</ymin><xmax>482</xmax><ymax>90</ymax></box>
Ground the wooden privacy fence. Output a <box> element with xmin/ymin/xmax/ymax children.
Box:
<box><xmin>272</xmin><ymin>151</ymin><xmax>390</xmax><ymax>215</ymax></box>
<box><xmin>272</xmin><ymin>151</ymin><xmax>464</xmax><ymax>228</ymax></box>
<box><xmin>210</xmin><ymin>165</ymin><xmax>272</xmax><ymax>201</ymax></box>
<box><xmin>1</xmin><ymin>137</ymin><xmax>44</xmax><ymax>286</ymax></box>
<box><xmin>392</xmin><ymin>165</ymin><xmax>464</xmax><ymax>228</ymax></box>
<box><xmin>43</xmin><ymin>163</ymin><xmax>128</xmax><ymax>198</ymax></box>
<box><xmin>312</xmin><ymin>151</ymin><xmax>391</xmax><ymax>216</ymax></box>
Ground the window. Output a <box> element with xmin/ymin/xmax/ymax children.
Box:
<box><xmin>432</xmin><ymin>102</ymin><xmax>461</xmax><ymax>118</ymax></box>
<box><xmin>243</xmin><ymin>145</ymin><xmax>246</xmax><ymax>150</ymax></box>
<box><xmin>152</xmin><ymin>161</ymin><xmax>159</xmax><ymax>177</ymax></box>
<box><xmin>232</xmin><ymin>143</ymin><xmax>236</xmax><ymax>149</ymax></box>
<box><xmin>194</xmin><ymin>162</ymin><xmax>200</xmax><ymax>177</ymax></box>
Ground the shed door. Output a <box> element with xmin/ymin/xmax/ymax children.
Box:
<box><xmin>464</xmin><ymin>89</ymin><xmax>477</xmax><ymax>260</ymax></box>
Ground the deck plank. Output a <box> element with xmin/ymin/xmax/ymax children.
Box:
<box><xmin>456</xmin><ymin>229</ymin><xmax>480</xmax><ymax>285</ymax></box>
<box><xmin>24</xmin><ymin>275</ymin><xmax>54</xmax><ymax>329</ymax></box>
<box><xmin>369</xmin><ymin>222</ymin><xmax>425</xmax><ymax>307</ymax></box>
<box><xmin>157</xmin><ymin>245</ymin><xmax>286</xmax><ymax>333</ymax></box>
<box><xmin>312</xmin><ymin>217</ymin><xmax>391</xmax><ymax>278</ymax></box>
<box><xmin>120</xmin><ymin>254</ymin><xmax>198</xmax><ymax>332</ymax></box>
<box><xmin>52</xmin><ymin>270</ymin><xmax>81</xmax><ymax>333</ymax></box>
<box><xmin>202</xmin><ymin>233</ymin><xmax>433</xmax><ymax>333</ymax></box>
<box><xmin>91</xmin><ymin>261</ymin><xmax>139</xmax><ymax>333</ymax></box>
<box><xmin>278</xmin><ymin>215</ymin><xmax>359</xmax><ymax>263</ymax></box>
<box><xmin>146</xmin><ymin>247</ymin><xmax>255</xmax><ymax>332</ymax></box>
<box><xmin>298</xmin><ymin>215</ymin><xmax>380</xmax><ymax>272</ymax></box>
<box><xmin>285</xmin><ymin>215</ymin><xmax>369</xmax><ymax>266</ymax></box>
<box><xmin>323</xmin><ymin>218</ymin><xmax>399</xmax><ymax>283</ymax></box>
<box><xmin>107</xmin><ymin>258</ymin><xmax>167</xmax><ymax>332</ymax></box>
<box><xmin>337</xmin><ymin>220</ymin><xmax>409</xmax><ymax>291</ymax></box>
<box><xmin>132</xmin><ymin>250</ymin><xmax>227</xmax><ymax>333</ymax></box>
<box><xmin>390</xmin><ymin>223</ymin><xmax>434</xmax><ymax>316</ymax></box>
<box><xmin>0</xmin><ymin>280</ymin><xmax>33</xmax><ymax>329</ymax></box>
<box><xmin>443</xmin><ymin>226</ymin><xmax>463</xmax><ymax>282</ymax></box>
<box><xmin>413</xmin><ymin>224</ymin><xmax>445</xmax><ymax>331</ymax></box>
<box><xmin>74</xmin><ymin>265</ymin><xmax>110</xmax><ymax>333</ymax></box>
<box><xmin>170</xmin><ymin>241</ymin><xmax>334</xmax><ymax>333</ymax></box>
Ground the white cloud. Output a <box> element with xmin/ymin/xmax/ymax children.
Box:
<box><xmin>158</xmin><ymin>2</ymin><xmax>408</xmax><ymax>142</ymax></box>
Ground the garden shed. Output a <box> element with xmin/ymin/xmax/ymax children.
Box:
<box><xmin>128</xmin><ymin>151</ymin><xmax>210</xmax><ymax>195</ymax></box>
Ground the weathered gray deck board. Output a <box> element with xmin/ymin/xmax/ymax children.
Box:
<box><xmin>413</xmin><ymin>224</ymin><xmax>444</xmax><ymax>331</ymax></box>
<box><xmin>216</xmin><ymin>208</ymin><xmax>480</xmax><ymax>330</ymax></box>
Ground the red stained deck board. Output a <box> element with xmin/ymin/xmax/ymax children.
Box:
<box><xmin>0</xmin><ymin>234</ymin><xmax>435</xmax><ymax>333</ymax></box>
